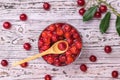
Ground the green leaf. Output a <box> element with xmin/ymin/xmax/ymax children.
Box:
<box><xmin>116</xmin><ymin>16</ymin><xmax>120</xmax><ymax>36</ymax></box>
<box><xmin>83</xmin><ymin>6</ymin><xmax>97</xmax><ymax>21</ymax></box>
<box><xmin>99</xmin><ymin>12</ymin><xmax>111</xmax><ymax>34</ymax></box>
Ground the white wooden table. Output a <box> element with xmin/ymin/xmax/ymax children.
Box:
<box><xmin>0</xmin><ymin>0</ymin><xmax>120</xmax><ymax>80</ymax></box>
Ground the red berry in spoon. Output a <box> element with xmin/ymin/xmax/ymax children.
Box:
<box><xmin>112</xmin><ymin>70</ymin><xmax>118</xmax><ymax>78</ymax></box>
<box><xmin>1</xmin><ymin>60</ymin><xmax>8</xmax><ymax>67</ymax></box>
<box><xmin>89</xmin><ymin>55</ymin><xmax>97</xmax><ymax>62</ymax></box>
<box><xmin>45</xmin><ymin>74</ymin><xmax>52</xmax><ymax>80</ymax></box>
<box><xmin>104</xmin><ymin>45</ymin><xmax>112</xmax><ymax>53</ymax></box>
<box><xmin>58</xmin><ymin>42</ymin><xmax>67</xmax><ymax>51</ymax></box>
<box><xmin>23</xmin><ymin>43</ymin><xmax>31</xmax><ymax>50</ymax></box>
<box><xmin>79</xmin><ymin>8</ymin><xmax>86</xmax><ymax>15</ymax></box>
<box><xmin>77</xmin><ymin>0</ymin><xmax>85</xmax><ymax>6</ymax></box>
<box><xmin>20</xmin><ymin>13</ymin><xmax>27</xmax><ymax>21</ymax></box>
<box><xmin>3</xmin><ymin>22</ymin><xmax>11</xmax><ymax>29</ymax></box>
<box><xmin>20</xmin><ymin>62</ymin><xmax>28</xmax><ymax>68</ymax></box>
<box><xmin>99</xmin><ymin>5</ymin><xmax>107</xmax><ymax>13</ymax></box>
<box><xmin>43</xmin><ymin>2</ymin><xmax>51</xmax><ymax>10</ymax></box>
<box><xmin>80</xmin><ymin>64</ymin><xmax>87</xmax><ymax>72</ymax></box>
<box><xmin>94</xmin><ymin>11</ymin><xmax>101</xmax><ymax>18</ymax></box>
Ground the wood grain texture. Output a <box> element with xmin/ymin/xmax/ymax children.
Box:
<box><xmin>0</xmin><ymin>0</ymin><xmax>120</xmax><ymax>80</ymax></box>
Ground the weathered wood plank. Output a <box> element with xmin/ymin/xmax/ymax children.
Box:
<box><xmin>0</xmin><ymin>0</ymin><xmax>120</xmax><ymax>80</ymax></box>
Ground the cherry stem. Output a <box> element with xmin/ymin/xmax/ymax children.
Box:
<box><xmin>97</xmin><ymin>0</ymin><xmax>120</xmax><ymax>17</ymax></box>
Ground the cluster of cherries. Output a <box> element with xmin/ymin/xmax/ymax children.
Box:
<box><xmin>38</xmin><ymin>23</ymin><xmax>82</xmax><ymax>66</ymax></box>
<box><xmin>77</xmin><ymin>0</ymin><xmax>107</xmax><ymax>18</ymax></box>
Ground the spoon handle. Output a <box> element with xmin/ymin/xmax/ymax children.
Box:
<box><xmin>12</xmin><ymin>50</ymin><xmax>49</xmax><ymax>67</ymax></box>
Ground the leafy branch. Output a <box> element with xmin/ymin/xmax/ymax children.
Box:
<box><xmin>82</xmin><ymin>0</ymin><xmax>120</xmax><ymax>36</ymax></box>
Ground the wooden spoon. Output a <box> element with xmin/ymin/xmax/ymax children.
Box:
<box><xmin>12</xmin><ymin>40</ymin><xmax>68</xmax><ymax>67</ymax></box>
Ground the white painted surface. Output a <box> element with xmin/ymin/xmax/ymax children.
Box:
<box><xmin>0</xmin><ymin>0</ymin><xmax>120</xmax><ymax>80</ymax></box>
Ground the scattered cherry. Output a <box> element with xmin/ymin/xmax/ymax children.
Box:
<box><xmin>99</xmin><ymin>5</ymin><xmax>107</xmax><ymax>13</ymax></box>
<box><xmin>20</xmin><ymin>62</ymin><xmax>28</xmax><ymax>68</ymax></box>
<box><xmin>3</xmin><ymin>22</ymin><xmax>11</xmax><ymax>29</ymax></box>
<box><xmin>1</xmin><ymin>60</ymin><xmax>8</xmax><ymax>67</ymax></box>
<box><xmin>20</xmin><ymin>13</ymin><xmax>27</xmax><ymax>21</ymax></box>
<box><xmin>45</xmin><ymin>74</ymin><xmax>52</xmax><ymax>80</ymax></box>
<box><xmin>79</xmin><ymin>8</ymin><xmax>86</xmax><ymax>15</ymax></box>
<box><xmin>80</xmin><ymin>64</ymin><xmax>87</xmax><ymax>72</ymax></box>
<box><xmin>94</xmin><ymin>11</ymin><xmax>101</xmax><ymax>18</ymax></box>
<box><xmin>43</xmin><ymin>2</ymin><xmax>51</xmax><ymax>10</ymax></box>
<box><xmin>58</xmin><ymin>42</ymin><xmax>67</xmax><ymax>51</ymax></box>
<box><xmin>89</xmin><ymin>55</ymin><xmax>97</xmax><ymax>62</ymax></box>
<box><xmin>23</xmin><ymin>43</ymin><xmax>31</xmax><ymax>50</ymax></box>
<box><xmin>77</xmin><ymin>0</ymin><xmax>85</xmax><ymax>6</ymax></box>
<box><xmin>112</xmin><ymin>70</ymin><xmax>119</xmax><ymax>78</ymax></box>
<box><xmin>104</xmin><ymin>45</ymin><xmax>112</xmax><ymax>53</ymax></box>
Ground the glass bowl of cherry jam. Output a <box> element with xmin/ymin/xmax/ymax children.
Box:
<box><xmin>38</xmin><ymin>23</ymin><xmax>82</xmax><ymax>66</ymax></box>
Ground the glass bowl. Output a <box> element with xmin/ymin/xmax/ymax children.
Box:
<box><xmin>38</xmin><ymin>23</ymin><xmax>82</xmax><ymax>66</ymax></box>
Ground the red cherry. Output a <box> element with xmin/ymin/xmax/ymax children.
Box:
<box><xmin>43</xmin><ymin>37</ymin><xmax>51</xmax><ymax>45</ymax></box>
<box><xmin>3</xmin><ymin>22</ymin><xmax>11</xmax><ymax>29</ymax></box>
<box><xmin>55</xmin><ymin>23</ymin><xmax>63</xmax><ymax>28</ymax></box>
<box><xmin>54</xmin><ymin>58</ymin><xmax>61</xmax><ymax>66</ymax></box>
<box><xmin>73</xmin><ymin>32</ymin><xmax>79</xmax><ymax>38</ymax></box>
<box><xmin>43</xmin><ymin>55</ymin><xmax>48</xmax><ymax>61</ymax></box>
<box><xmin>75</xmin><ymin>41</ymin><xmax>82</xmax><ymax>49</ymax></box>
<box><xmin>112</xmin><ymin>70</ymin><xmax>118</xmax><ymax>78</ymax></box>
<box><xmin>64</xmin><ymin>32</ymin><xmax>71</xmax><ymax>39</ymax></box>
<box><xmin>1</xmin><ymin>60</ymin><xmax>8</xmax><ymax>67</ymax></box>
<box><xmin>47</xmin><ymin>55</ymin><xmax>54</xmax><ymax>64</ymax></box>
<box><xmin>66</xmin><ymin>56</ymin><xmax>74</xmax><ymax>64</ymax></box>
<box><xmin>20</xmin><ymin>62</ymin><xmax>28</xmax><ymax>68</ymax></box>
<box><xmin>104</xmin><ymin>45</ymin><xmax>112</xmax><ymax>53</ymax></box>
<box><xmin>42</xmin><ymin>45</ymin><xmax>50</xmax><ymax>51</ymax></box>
<box><xmin>43</xmin><ymin>2</ymin><xmax>51</xmax><ymax>10</ymax></box>
<box><xmin>52</xmin><ymin>34</ymin><xmax>58</xmax><ymax>42</ymax></box>
<box><xmin>89</xmin><ymin>55</ymin><xmax>97</xmax><ymax>62</ymax></box>
<box><xmin>94</xmin><ymin>11</ymin><xmax>101</xmax><ymax>18</ymax></box>
<box><xmin>56</xmin><ymin>28</ymin><xmax>64</xmax><ymax>36</ymax></box>
<box><xmin>42</xmin><ymin>31</ymin><xmax>48</xmax><ymax>38</ymax></box>
<box><xmin>59</xmin><ymin>55</ymin><xmax>67</xmax><ymax>63</ymax></box>
<box><xmin>77</xmin><ymin>0</ymin><xmax>85</xmax><ymax>6</ymax></box>
<box><xmin>58</xmin><ymin>42</ymin><xmax>67</xmax><ymax>51</ymax></box>
<box><xmin>20</xmin><ymin>13</ymin><xmax>27</xmax><ymax>21</ymax></box>
<box><xmin>80</xmin><ymin>64</ymin><xmax>87</xmax><ymax>72</ymax></box>
<box><xmin>38</xmin><ymin>39</ymin><xmax>44</xmax><ymax>48</ymax></box>
<box><xmin>63</xmin><ymin>24</ymin><xmax>72</xmax><ymax>32</ymax></box>
<box><xmin>66</xmin><ymin>38</ymin><xmax>73</xmax><ymax>45</ymax></box>
<box><xmin>45</xmin><ymin>74</ymin><xmax>52</xmax><ymax>80</ymax></box>
<box><xmin>99</xmin><ymin>5</ymin><xmax>107</xmax><ymax>13</ymax></box>
<box><xmin>23</xmin><ymin>43</ymin><xmax>31</xmax><ymax>50</ymax></box>
<box><xmin>70</xmin><ymin>46</ymin><xmax>78</xmax><ymax>54</ymax></box>
<box><xmin>48</xmin><ymin>24</ymin><xmax>56</xmax><ymax>31</ymax></box>
<box><xmin>71</xmin><ymin>28</ymin><xmax>77</xmax><ymax>33</ymax></box>
<box><xmin>65</xmin><ymin>50</ymin><xmax>72</xmax><ymax>56</ymax></box>
<box><xmin>79</xmin><ymin>8</ymin><xmax>86</xmax><ymax>15</ymax></box>
<box><xmin>47</xmin><ymin>31</ymin><xmax>53</xmax><ymax>38</ymax></box>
